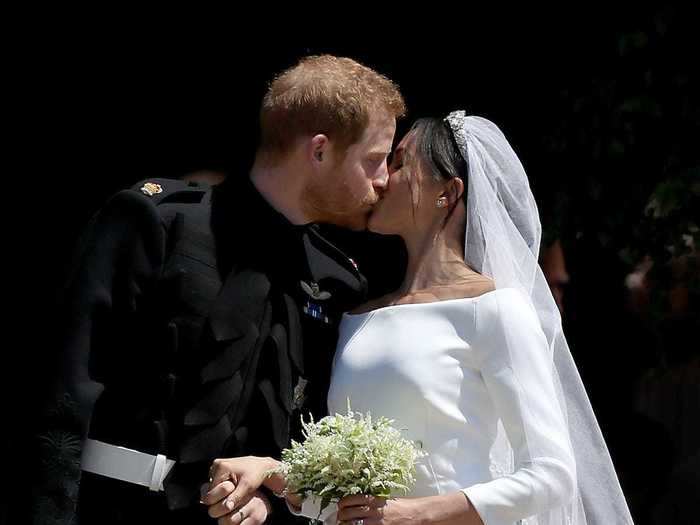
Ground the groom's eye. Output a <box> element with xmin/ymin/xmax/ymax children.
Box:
<box><xmin>368</xmin><ymin>154</ymin><xmax>388</xmax><ymax>166</ymax></box>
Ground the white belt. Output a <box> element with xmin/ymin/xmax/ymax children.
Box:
<box><xmin>81</xmin><ymin>438</ymin><xmax>176</xmax><ymax>492</ymax></box>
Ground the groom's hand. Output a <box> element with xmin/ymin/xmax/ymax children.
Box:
<box><xmin>202</xmin><ymin>484</ymin><xmax>272</xmax><ymax>525</ymax></box>
<box><xmin>202</xmin><ymin>457</ymin><xmax>280</xmax><ymax>513</ymax></box>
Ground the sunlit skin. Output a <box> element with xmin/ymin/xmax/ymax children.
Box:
<box><xmin>356</xmin><ymin>130</ymin><xmax>495</xmax><ymax>312</ymax></box>
<box><xmin>251</xmin><ymin>111</ymin><xmax>396</xmax><ymax>231</ymax></box>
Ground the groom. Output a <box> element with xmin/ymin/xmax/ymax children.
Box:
<box><xmin>33</xmin><ymin>55</ymin><xmax>405</xmax><ymax>525</ymax></box>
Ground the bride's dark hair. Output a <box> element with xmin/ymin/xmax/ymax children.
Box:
<box><xmin>407</xmin><ymin>117</ymin><xmax>469</xmax><ymax>223</ymax></box>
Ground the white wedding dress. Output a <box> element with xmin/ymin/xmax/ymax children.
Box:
<box><xmin>323</xmin><ymin>288</ymin><xmax>576</xmax><ymax>525</ymax></box>
<box><xmin>291</xmin><ymin>112</ymin><xmax>633</xmax><ymax>524</ymax></box>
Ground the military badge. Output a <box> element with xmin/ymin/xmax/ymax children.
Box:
<box><xmin>303</xmin><ymin>300</ymin><xmax>330</xmax><ymax>324</ymax></box>
<box><xmin>300</xmin><ymin>280</ymin><xmax>332</xmax><ymax>301</ymax></box>
<box><xmin>300</xmin><ymin>280</ymin><xmax>331</xmax><ymax>324</ymax></box>
<box><xmin>140</xmin><ymin>182</ymin><xmax>163</xmax><ymax>197</ymax></box>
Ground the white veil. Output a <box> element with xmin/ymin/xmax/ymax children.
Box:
<box><xmin>446</xmin><ymin>111</ymin><xmax>634</xmax><ymax>524</ymax></box>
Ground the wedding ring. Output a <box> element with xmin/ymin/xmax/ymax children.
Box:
<box><xmin>352</xmin><ymin>520</ymin><xmax>364</xmax><ymax>525</ymax></box>
<box><xmin>238</xmin><ymin>510</ymin><xmax>246</xmax><ymax>522</ymax></box>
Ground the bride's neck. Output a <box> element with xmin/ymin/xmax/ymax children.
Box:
<box><xmin>398</xmin><ymin>219</ymin><xmax>476</xmax><ymax>295</ymax></box>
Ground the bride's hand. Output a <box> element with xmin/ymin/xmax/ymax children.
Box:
<box><xmin>336</xmin><ymin>492</ymin><xmax>484</xmax><ymax>525</ymax></box>
<box><xmin>336</xmin><ymin>495</ymin><xmax>410</xmax><ymax>525</ymax></box>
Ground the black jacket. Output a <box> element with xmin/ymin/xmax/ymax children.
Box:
<box><xmin>33</xmin><ymin>174</ymin><xmax>370</xmax><ymax>525</ymax></box>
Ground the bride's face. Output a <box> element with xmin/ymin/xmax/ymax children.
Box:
<box><xmin>367</xmin><ymin>131</ymin><xmax>445</xmax><ymax>236</ymax></box>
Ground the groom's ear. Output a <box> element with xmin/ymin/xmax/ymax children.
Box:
<box><xmin>310</xmin><ymin>134</ymin><xmax>330</xmax><ymax>164</ymax></box>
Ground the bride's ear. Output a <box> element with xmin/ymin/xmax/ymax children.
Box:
<box><xmin>440</xmin><ymin>178</ymin><xmax>465</xmax><ymax>206</ymax></box>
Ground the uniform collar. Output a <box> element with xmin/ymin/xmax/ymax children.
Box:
<box><xmin>212</xmin><ymin>175</ymin><xmax>367</xmax><ymax>299</ymax></box>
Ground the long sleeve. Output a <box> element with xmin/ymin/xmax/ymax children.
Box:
<box><xmin>32</xmin><ymin>188</ymin><xmax>166</xmax><ymax>524</ymax></box>
<box><xmin>462</xmin><ymin>288</ymin><xmax>576</xmax><ymax>525</ymax></box>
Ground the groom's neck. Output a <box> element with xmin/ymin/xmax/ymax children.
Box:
<box><xmin>249</xmin><ymin>157</ymin><xmax>311</xmax><ymax>226</ymax></box>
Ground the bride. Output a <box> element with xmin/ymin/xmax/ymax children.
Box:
<box><xmin>201</xmin><ymin>112</ymin><xmax>634</xmax><ymax>525</ymax></box>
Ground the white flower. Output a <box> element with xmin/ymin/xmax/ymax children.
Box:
<box><xmin>272</xmin><ymin>401</ymin><xmax>423</xmax><ymax>515</ymax></box>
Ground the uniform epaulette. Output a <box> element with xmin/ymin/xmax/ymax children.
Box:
<box><xmin>130</xmin><ymin>178</ymin><xmax>209</xmax><ymax>206</ymax></box>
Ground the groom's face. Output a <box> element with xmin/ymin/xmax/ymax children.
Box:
<box><xmin>302</xmin><ymin>111</ymin><xmax>396</xmax><ymax>230</ymax></box>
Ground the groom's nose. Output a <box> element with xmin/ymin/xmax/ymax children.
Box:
<box><xmin>372</xmin><ymin>169</ymin><xmax>389</xmax><ymax>192</ymax></box>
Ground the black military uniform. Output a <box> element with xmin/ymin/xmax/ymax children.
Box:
<box><xmin>33</xmin><ymin>174</ymin><xmax>369</xmax><ymax>525</ymax></box>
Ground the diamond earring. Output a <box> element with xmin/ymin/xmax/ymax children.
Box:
<box><xmin>436</xmin><ymin>197</ymin><xmax>448</xmax><ymax>208</ymax></box>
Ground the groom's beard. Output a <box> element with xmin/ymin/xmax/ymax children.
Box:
<box><xmin>301</xmin><ymin>178</ymin><xmax>377</xmax><ymax>231</ymax></box>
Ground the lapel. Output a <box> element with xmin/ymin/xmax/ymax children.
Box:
<box><xmin>302</xmin><ymin>225</ymin><xmax>366</xmax><ymax>294</ymax></box>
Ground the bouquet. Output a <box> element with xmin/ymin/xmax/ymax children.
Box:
<box><xmin>273</xmin><ymin>402</ymin><xmax>422</xmax><ymax>518</ymax></box>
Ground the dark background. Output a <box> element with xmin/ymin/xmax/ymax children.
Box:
<box><xmin>7</xmin><ymin>7</ymin><xmax>698</xmax><ymax>524</ymax></box>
